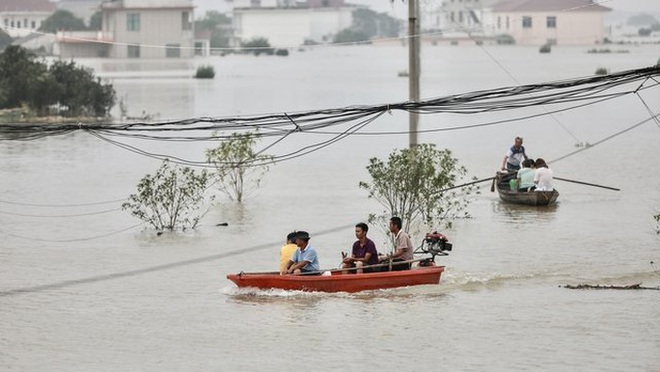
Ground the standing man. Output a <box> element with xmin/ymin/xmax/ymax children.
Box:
<box><xmin>342</xmin><ymin>222</ymin><xmax>379</xmax><ymax>274</ymax></box>
<box><xmin>284</xmin><ymin>231</ymin><xmax>320</xmax><ymax>275</ymax></box>
<box><xmin>501</xmin><ymin>136</ymin><xmax>529</xmax><ymax>171</ymax></box>
<box><xmin>379</xmin><ymin>217</ymin><xmax>414</xmax><ymax>271</ymax></box>
<box><xmin>279</xmin><ymin>231</ymin><xmax>298</xmax><ymax>275</ymax></box>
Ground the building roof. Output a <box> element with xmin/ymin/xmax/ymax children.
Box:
<box><xmin>0</xmin><ymin>0</ymin><xmax>56</xmax><ymax>12</ymax></box>
<box><xmin>493</xmin><ymin>0</ymin><xmax>611</xmax><ymax>12</ymax></box>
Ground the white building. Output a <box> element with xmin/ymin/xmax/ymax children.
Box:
<box><xmin>56</xmin><ymin>0</ymin><xmax>196</xmax><ymax>58</ymax></box>
<box><xmin>490</xmin><ymin>0</ymin><xmax>611</xmax><ymax>45</ymax></box>
<box><xmin>0</xmin><ymin>0</ymin><xmax>56</xmax><ymax>38</ymax></box>
<box><xmin>232</xmin><ymin>1</ymin><xmax>357</xmax><ymax>47</ymax></box>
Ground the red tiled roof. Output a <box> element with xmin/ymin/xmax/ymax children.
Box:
<box><xmin>0</xmin><ymin>0</ymin><xmax>57</xmax><ymax>12</ymax></box>
<box><xmin>493</xmin><ymin>0</ymin><xmax>611</xmax><ymax>12</ymax></box>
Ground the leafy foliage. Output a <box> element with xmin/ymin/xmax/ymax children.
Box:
<box><xmin>334</xmin><ymin>29</ymin><xmax>371</xmax><ymax>44</ymax></box>
<box><xmin>89</xmin><ymin>11</ymin><xmax>102</xmax><ymax>31</ymax></box>
<box><xmin>359</xmin><ymin>144</ymin><xmax>478</xmax><ymax>235</ymax></box>
<box><xmin>0</xmin><ymin>46</ymin><xmax>115</xmax><ymax>117</ymax></box>
<box><xmin>241</xmin><ymin>37</ymin><xmax>274</xmax><ymax>55</ymax></box>
<box><xmin>626</xmin><ymin>13</ymin><xmax>658</xmax><ymax>27</ymax></box>
<box><xmin>49</xmin><ymin>60</ymin><xmax>115</xmax><ymax>117</ymax></box>
<box><xmin>334</xmin><ymin>8</ymin><xmax>400</xmax><ymax>44</ymax></box>
<box><xmin>206</xmin><ymin>132</ymin><xmax>273</xmax><ymax>203</ymax></box>
<box><xmin>39</xmin><ymin>10</ymin><xmax>87</xmax><ymax>33</ymax></box>
<box><xmin>122</xmin><ymin>160</ymin><xmax>214</xmax><ymax>231</ymax></box>
<box><xmin>0</xmin><ymin>28</ymin><xmax>12</xmax><ymax>51</ymax></box>
<box><xmin>195</xmin><ymin>11</ymin><xmax>232</xmax><ymax>49</ymax></box>
<box><xmin>194</xmin><ymin>65</ymin><xmax>215</xmax><ymax>79</ymax></box>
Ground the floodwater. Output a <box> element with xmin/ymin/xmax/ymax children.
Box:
<box><xmin>1</xmin><ymin>45</ymin><xmax>659</xmax><ymax>371</ymax></box>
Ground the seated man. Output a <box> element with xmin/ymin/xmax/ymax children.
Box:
<box><xmin>342</xmin><ymin>222</ymin><xmax>379</xmax><ymax>274</ymax></box>
<box><xmin>284</xmin><ymin>231</ymin><xmax>320</xmax><ymax>275</ymax></box>
<box><xmin>379</xmin><ymin>217</ymin><xmax>414</xmax><ymax>271</ymax></box>
<box><xmin>279</xmin><ymin>231</ymin><xmax>298</xmax><ymax>275</ymax></box>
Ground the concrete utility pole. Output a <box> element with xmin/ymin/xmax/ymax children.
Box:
<box><xmin>408</xmin><ymin>0</ymin><xmax>420</xmax><ymax>148</ymax></box>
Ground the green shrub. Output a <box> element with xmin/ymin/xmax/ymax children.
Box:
<box><xmin>194</xmin><ymin>65</ymin><xmax>215</xmax><ymax>79</ymax></box>
<box><xmin>595</xmin><ymin>67</ymin><xmax>609</xmax><ymax>75</ymax></box>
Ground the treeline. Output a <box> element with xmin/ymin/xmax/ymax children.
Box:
<box><xmin>0</xmin><ymin>46</ymin><xmax>115</xmax><ymax>117</ymax></box>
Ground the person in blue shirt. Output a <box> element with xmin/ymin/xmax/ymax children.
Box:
<box><xmin>284</xmin><ymin>231</ymin><xmax>320</xmax><ymax>275</ymax></box>
<box><xmin>501</xmin><ymin>136</ymin><xmax>529</xmax><ymax>171</ymax></box>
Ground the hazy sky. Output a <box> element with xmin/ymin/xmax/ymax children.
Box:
<box><xmin>357</xmin><ymin>0</ymin><xmax>660</xmax><ymax>14</ymax></box>
<box><xmin>195</xmin><ymin>0</ymin><xmax>660</xmax><ymax>16</ymax></box>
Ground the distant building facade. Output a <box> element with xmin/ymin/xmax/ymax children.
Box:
<box><xmin>433</xmin><ymin>0</ymin><xmax>610</xmax><ymax>45</ymax></box>
<box><xmin>490</xmin><ymin>0</ymin><xmax>611</xmax><ymax>45</ymax></box>
<box><xmin>232</xmin><ymin>0</ymin><xmax>357</xmax><ymax>46</ymax></box>
<box><xmin>56</xmin><ymin>0</ymin><xmax>195</xmax><ymax>58</ymax></box>
<box><xmin>0</xmin><ymin>0</ymin><xmax>56</xmax><ymax>38</ymax></box>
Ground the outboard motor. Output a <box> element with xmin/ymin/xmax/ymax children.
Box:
<box><xmin>417</xmin><ymin>231</ymin><xmax>453</xmax><ymax>266</ymax></box>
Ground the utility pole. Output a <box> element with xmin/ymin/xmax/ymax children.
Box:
<box><xmin>408</xmin><ymin>0</ymin><xmax>420</xmax><ymax>148</ymax></box>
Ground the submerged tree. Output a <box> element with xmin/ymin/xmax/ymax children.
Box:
<box><xmin>359</xmin><ymin>144</ymin><xmax>478</xmax><ymax>235</ymax></box>
<box><xmin>206</xmin><ymin>132</ymin><xmax>273</xmax><ymax>203</ymax></box>
<box><xmin>122</xmin><ymin>160</ymin><xmax>214</xmax><ymax>232</ymax></box>
<box><xmin>654</xmin><ymin>213</ymin><xmax>660</xmax><ymax>234</ymax></box>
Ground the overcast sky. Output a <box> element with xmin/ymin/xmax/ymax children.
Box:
<box><xmin>356</xmin><ymin>0</ymin><xmax>660</xmax><ymax>14</ymax></box>
<box><xmin>195</xmin><ymin>0</ymin><xmax>660</xmax><ymax>16</ymax></box>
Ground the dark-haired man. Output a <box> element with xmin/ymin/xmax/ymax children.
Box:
<box><xmin>342</xmin><ymin>222</ymin><xmax>379</xmax><ymax>274</ymax></box>
<box><xmin>379</xmin><ymin>217</ymin><xmax>414</xmax><ymax>271</ymax></box>
<box><xmin>284</xmin><ymin>231</ymin><xmax>320</xmax><ymax>275</ymax></box>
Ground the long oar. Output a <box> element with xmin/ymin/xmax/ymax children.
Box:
<box><xmin>554</xmin><ymin>177</ymin><xmax>620</xmax><ymax>191</ymax></box>
<box><xmin>440</xmin><ymin>176</ymin><xmax>496</xmax><ymax>193</ymax></box>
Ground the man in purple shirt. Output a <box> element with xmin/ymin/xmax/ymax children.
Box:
<box><xmin>342</xmin><ymin>223</ymin><xmax>379</xmax><ymax>274</ymax></box>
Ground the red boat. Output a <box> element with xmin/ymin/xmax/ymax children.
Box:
<box><xmin>226</xmin><ymin>265</ymin><xmax>445</xmax><ymax>293</ymax></box>
<box><xmin>227</xmin><ymin>232</ymin><xmax>452</xmax><ymax>293</ymax></box>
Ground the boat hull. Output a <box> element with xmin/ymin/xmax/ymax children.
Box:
<box><xmin>495</xmin><ymin>172</ymin><xmax>559</xmax><ymax>206</ymax></box>
<box><xmin>227</xmin><ymin>266</ymin><xmax>445</xmax><ymax>293</ymax></box>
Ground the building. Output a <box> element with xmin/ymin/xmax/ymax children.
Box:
<box><xmin>0</xmin><ymin>0</ymin><xmax>56</xmax><ymax>38</ymax></box>
<box><xmin>56</xmin><ymin>0</ymin><xmax>195</xmax><ymax>58</ymax></box>
<box><xmin>490</xmin><ymin>0</ymin><xmax>611</xmax><ymax>45</ymax></box>
<box><xmin>232</xmin><ymin>0</ymin><xmax>357</xmax><ymax>47</ymax></box>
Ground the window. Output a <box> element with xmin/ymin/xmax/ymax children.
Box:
<box><xmin>127</xmin><ymin>13</ymin><xmax>140</xmax><ymax>31</ymax></box>
<box><xmin>31</xmin><ymin>21</ymin><xmax>36</xmax><ymax>28</ymax></box>
<box><xmin>497</xmin><ymin>16</ymin><xmax>501</xmax><ymax>30</ymax></box>
<box><xmin>3</xmin><ymin>19</ymin><xmax>8</xmax><ymax>26</ymax></box>
<box><xmin>181</xmin><ymin>12</ymin><xmax>191</xmax><ymax>30</ymax></box>
<box><xmin>127</xmin><ymin>44</ymin><xmax>140</xmax><ymax>58</ymax></box>
<box><xmin>547</xmin><ymin>16</ymin><xmax>556</xmax><ymax>28</ymax></box>
<box><xmin>522</xmin><ymin>16</ymin><xmax>532</xmax><ymax>28</ymax></box>
<box><xmin>506</xmin><ymin>16</ymin><xmax>509</xmax><ymax>29</ymax></box>
<box><xmin>166</xmin><ymin>44</ymin><xmax>180</xmax><ymax>58</ymax></box>
<box><xmin>450</xmin><ymin>12</ymin><xmax>454</xmax><ymax>22</ymax></box>
<box><xmin>459</xmin><ymin>11</ymin><xmax>463</xmax><ymax>23</ymax></box>
<box><xmin>24</xmin><ymin>19</ymin><xmax>28</xmax><ymax>27</ymax></box>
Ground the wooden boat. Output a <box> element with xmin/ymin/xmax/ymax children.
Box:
<box><xmin>494</xmin><ymin>171</ymin><xmax>559</xmax><ymax>206</ymax></box>
<box><xmin>227</xmin><ymin>265</ymin><xmax>445</xmax><ymax>293</ymax></box>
